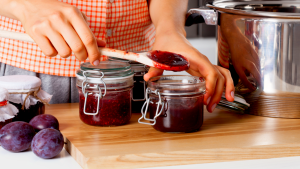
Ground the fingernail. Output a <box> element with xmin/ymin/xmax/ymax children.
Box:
<box><xmin>93</xmin><ymin>60</ymin><xmax>100</xmax><ymax>66</ymax></box>
<box><xmin>211</xmin><ymin>103</ymin><xmax>216</xmax><ymax>112</ymax></box>
<box><xmin>207</xmin><ymin>96</ymin><xmax>211</xmax><ymax>105</ymax></box>
<box><xmin>231</xmin><ymin>91</ymin><xmax>235</xmax><ymax>99</ymax></box>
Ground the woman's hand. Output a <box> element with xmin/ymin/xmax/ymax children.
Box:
<box><xmin>147</xmin><ymin>0</ymin><xmax>234</xmax><ymax>112</ymax></box>
<box><xmin>4</xmin><ymin>0</ymin><xmax>105</xmax><ymax>65</ymax></box>
<box><xmin>144</xmin><ymin>32</ymin><xmax>235</xmax><ymax>112</ymax></box>
<box><xmin>220</xmin><ymin>13</ymin><xmax>261</xmax><ymax>91</ymax></box>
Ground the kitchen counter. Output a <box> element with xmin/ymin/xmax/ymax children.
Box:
<box><xmin>2</xmin><ymin>103</ymin><xmax>300</xmax><ymax>169</ymax></box>
<box><xmin>25</xmin><ymin>103</ymin><xmax>300</xmax><ymax>169</ymax></box>
<box><xmin>2</xmin><ymin>38</ymin><xmax>300</xmax><ymax>169</ymax></box>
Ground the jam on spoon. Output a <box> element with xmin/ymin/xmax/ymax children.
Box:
<box><xmin>147</xmin><ymin>50</ymin><xmax>190</xmax><ymax>72</ymax></box>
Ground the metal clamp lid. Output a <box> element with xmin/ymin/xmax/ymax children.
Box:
<box><xmin>82</xmin><ymin>70</ymin><xmax>107</xmax><ymax>116</ymax></box>
<box><xmin>138</xmin><ymin>88</ymin><xmax>164</xmax><ymax>125</ymax></box>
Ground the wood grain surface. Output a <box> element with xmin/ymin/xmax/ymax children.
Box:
<box><xmin>46</xmin><ymin>103</ymin><xmax>300</xmax><ymax>169</ymax></box>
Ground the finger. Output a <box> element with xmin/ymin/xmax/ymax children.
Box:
<box><xmin>97</xmin><ymin>39</ymin><xmax>107</xmax><ymax>61</ymax></box>
<box><xmin>30</xmin><ymin>34</ymin><xmax>58</xmax><ymax>57</ymax></box>
<box><xmin>235</xmin><ymin>65</ymin><xmax>257</xmax><ymax>91</ymax></box>
<box><xmin>69</xmin><ymin>10</ymin><xmax>100</xmax><ymax>65</ymax></box>
<box><xmin>244</xmin><ymin>60</ymin><xmax>261</xmax><ymax>87</ymax></box>
<box><xmin>80</xmin><ymin>12</ymin><xmax>88</xmax><ymax>22</ymax></box>
<box><xmin>54</xmin><ymin>23</ymin><xmax>88</xmax><ymax>61</ymax></box>
<box><xmin>28</xmin><ymin>25</ymin><xmax>58</xmax><ymax>57</ymax></box>
<box><xmin>207</xmin><ymin>71</ymin><xmax>225</xmax><ymax>113</ymax></box>
<box><xmin>199</xmin><ymin>67</ymin><xmax>218</xmax><ymax>106</ymax></box>
<box><xmin>144</xmin><ymin>67</ymin><xmax>164</xmax><ymax>81</ymax></box>
<box><xmin>186</xmin><ymin>53</ymin><xmax>217</xmax><ymax>106</ymax></box>
<box><xmin>216</xmin><ymin>66</ymin><xmax>235</xmax><ymax>102</ymax></box>
<box><xmin>97</xmin><ymin>39</ymin><xmax>106</xmax><ymax>47</ymax></box>
<box><xmin>44</xmin><ymin>29</ymin><xmax>72</xmax><ymax>58</ymax></box>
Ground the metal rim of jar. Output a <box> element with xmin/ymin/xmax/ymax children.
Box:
<box><xmin>147</xmin><ymin>75</ymin><xmax>206</xmax><ymax>96</ymax></box>
<box><xmin>149</xmin><ymin>91</ymin><xmax>206</xmax><ymax>96</ymax></box>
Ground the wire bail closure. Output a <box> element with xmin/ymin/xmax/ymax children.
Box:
<box><xmin>138</xmin><ymin>88</ymin><xmax>164</xmax><ymax>125</ymax></box>
<box><xmin>82</xmin><ymin>70</ymin><xmax>107</xmax><ymax>116</ymax></box>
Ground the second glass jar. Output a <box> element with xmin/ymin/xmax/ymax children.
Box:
<box><xmin>139</xmin><ymin>75</ymin><xmax>206</xmax><ymax>133</ymax></box>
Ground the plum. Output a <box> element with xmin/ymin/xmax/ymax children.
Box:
<box><xmin>31</xmin><ymin>128</ymin><xmax>64</xmax><ymax>159</ymax></box>
<box><xmin>0</xmin><ymin>121</ymin><xmax>35</xmax><ymax>152</ymax></box>
<box><xmin>29</xmin><ymin>114</ymin><xmax>59</xmax><ymax>131</ymax></box>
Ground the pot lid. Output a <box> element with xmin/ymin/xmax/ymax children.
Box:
<box><xmin>209</xmin><ymin>1</ymin><xmax>300</xmax><ymax>18</ymax></box>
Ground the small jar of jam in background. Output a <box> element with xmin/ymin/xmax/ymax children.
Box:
<box><xmin>0</xmin><ymin>87</ymin><xmax>19</xmax><ymax>129</ymax></box>
<box><xmin>139</xmin><ymin>75</ymin><xmax>206</xmax><ymax>133</ymax></box>
<box><xmin>108</xmin><ymin>56</ymin><xmax>148</xmax><ymax>113</ymax></box>
<box><xmin>76</xmin><ymin>61</ymin><xmax>134</xmax><ymax>126</ymax></box>
<box><xmin>0</xmin><ymin>75</ymin><xmax>52</xmax><ymax>123</ymax></box>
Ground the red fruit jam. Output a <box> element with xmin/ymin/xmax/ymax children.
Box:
<box><xmin>149</xmin><ymin>95</ymin><xmax>204</xmax><ymax>133</ymax></box>
<box><xmin>78</xmin><ymin>87</ymin><xmax>132</xmax><ymax>126</ymax></box>
<box><xmin>147</xmin><ymin>50</ymin><xmax>190</xmax><ymax>71</ymax></box>
<box><xmin>11</xmin><ymin>102</ymin><xmax>45</xmax><ymax>123</ymax></box>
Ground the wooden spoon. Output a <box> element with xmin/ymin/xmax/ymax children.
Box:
<box><xmin>0</xmin><ymin>30</ymin><xmax>189</xmax><ymax>71</ymax></box>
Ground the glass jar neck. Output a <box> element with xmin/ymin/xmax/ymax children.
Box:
<box><xmin>147</xmin><ymin>75</ymin><xmax>206</xmax><ymax>96</ymax></box>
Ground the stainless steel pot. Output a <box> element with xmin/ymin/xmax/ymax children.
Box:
<box><xmin>186</xmin><ymin>1</ymin><xmax>300</xmax><ymax>118</ymax></box>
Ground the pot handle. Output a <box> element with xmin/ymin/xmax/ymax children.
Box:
<box><xmin>185</xmin><ymin>8</ymin><xmax>218</xmax><ymax>26</ymax></box>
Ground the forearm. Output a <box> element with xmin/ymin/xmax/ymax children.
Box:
<box><xmin>149</xmin><ymin>0</ymin><xmax>188</xmax><ymax>37</ymax></box>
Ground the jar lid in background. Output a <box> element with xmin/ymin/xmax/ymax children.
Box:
<box><xmin>0</xmin><ymin>75</ymin><xmax>52</xmax><ymax>109</ymax></box>
<box><xmin>108</xmin><ymin>56</ymin><xmax>148</xmax><ymax>73</ymax></box>
<box><xmin>0</xmin><ymin>75</ymin><xmax>41</xmax><ymax>92</ymax></box>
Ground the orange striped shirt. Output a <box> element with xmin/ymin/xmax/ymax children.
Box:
<box><xmin>0</xmin><ymin>0</ymin><xmax>155</xmax><ymax>77</ymax></box>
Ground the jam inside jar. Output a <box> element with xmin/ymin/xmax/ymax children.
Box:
<box><xmin>76</xmin><ymin>61</ymin><xmax>134</xmax><ymax>126</ymax></box>
<box><xmin>10</xmin><ymin>102</ymin><xmax>45</xmax><ymax>123</ymax></box>
<box><xmin>139</xmin><ymin>75</ymin><xmax>206</xmax><ymax>133</ymax></box>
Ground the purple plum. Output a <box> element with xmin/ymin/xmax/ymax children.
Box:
<box><xmin>31</xmin><ymin>128</ymin><xmax>64</xmax><ymax>159</ymax></box>
<box><xmin>0</xmin><ymin>121</ymin><xmax>35</xmax><ymax>152</ymax></box>
<box><xmin>29</xmin><ymin>114</ymin><xmax>59</xmax><ymax>131</ymax></box>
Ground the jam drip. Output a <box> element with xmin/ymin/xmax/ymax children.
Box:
<box><xmin>79</xmin><ymin>88</ymin><xmax>132</xmax><ymax>126</ymax></box>
<box><xmin>149</xmin><ymin>95</ymin><xmax>203</xmax><ymax>133</ymax></box>
<box><xmin>147</xmin><ymin>50</ymin><xmax>190</xmax><ymax>71</ymax></box>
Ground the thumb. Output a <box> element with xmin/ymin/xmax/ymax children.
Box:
<box><xmin>144</xmin><ymin>67</ymin><xmax>164</xmax><ymax>81</ymax></box>
<box><xmin>90</xmin><ymin>39</ymin><xmax>107</xmax><ymax>64</ymax></box>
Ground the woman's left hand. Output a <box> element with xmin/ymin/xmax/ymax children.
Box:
<box><xmin>144</xmin><ymin>32</ymin><xmax>235</xmax><ymax>112</ymax></box>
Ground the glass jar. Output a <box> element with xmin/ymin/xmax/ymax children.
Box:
<box><xmin>0</xmin><ymin>87</ymin><xmax>18</xmax><ymax>129</ymax></box>
<box><xmin>0</xmin><ymin>75</ymin><xmax>52</xmax><ymax>123</ymax></box>
<box><xmin>139</xmin><ymin>75</ymin><xmax>206</xmax><ymax>133</ymax></box>
<box><xmin>108</xmin><ymin>56</ymin><xmax>148</xmax><ymax>113</ymax></box>
<box><xmin>76</xmin><ymin>61</ymin><xmax>134</xmax><ymax>126</ymax></box>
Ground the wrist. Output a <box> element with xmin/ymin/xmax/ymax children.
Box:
<box><xmin>0</xmin><ymin>0</ymin><xmax>23</xmax><ymax>20</ymax></box>
<box><xmin>155</xmin><ymin>22</ymin><xmax>187</xmax><ymax>38</ymax></box>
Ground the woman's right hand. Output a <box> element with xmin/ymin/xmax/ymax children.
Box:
<box><xmin>8</xmin><ymin>0</ymin><xmax>105</xmax><ymax>65</ymax></box>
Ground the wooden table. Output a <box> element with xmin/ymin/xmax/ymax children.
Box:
<box><xmin>46</xmin><ymin>103</ymin><xmax>300</xmax><ymax>169</ymax></box>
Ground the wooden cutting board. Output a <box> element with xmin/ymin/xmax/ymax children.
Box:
<box><xmin>46</xmin><ymin>103</ymin><xmax>300</xmax><ymax>169</ymax></box>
